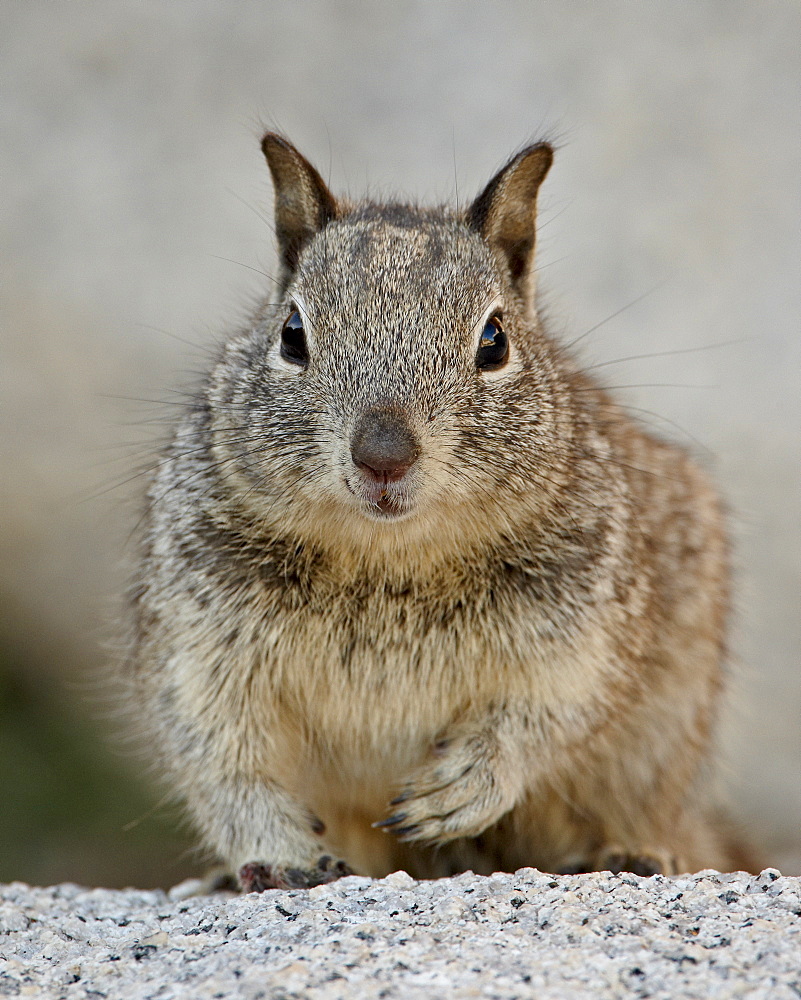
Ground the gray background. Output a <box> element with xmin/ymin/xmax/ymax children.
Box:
<box><xmin>1</xmin><ymin>1</ymin><xmax>799</xmax><ymax>881</ymax></box>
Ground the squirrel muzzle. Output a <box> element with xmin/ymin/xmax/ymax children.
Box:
<box><xmin>349</xmin><ymin>407</ymin><xmax>421</xmax><ymax>515</ymax></box>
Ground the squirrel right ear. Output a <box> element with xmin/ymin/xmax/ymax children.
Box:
<box><xmin>261</xmin><ymin>132</ymin><xmax>338</xmax><ymax>290</ymax></box>
<box><xmin>467</xmin><ymin>143</ymin><xmax>553</xmax><ymax>312</ymax></box>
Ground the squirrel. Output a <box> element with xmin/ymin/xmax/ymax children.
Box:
<box><xmin>128</xmin><ymin>131</ymin><xmax>748</xmax><ymax>891</ymax></box>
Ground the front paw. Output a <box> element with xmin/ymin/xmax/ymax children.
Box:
<box><xmin>239</xmin><ymin>855</ymin><xmax>353</xmax><ymax>892</ymax></box>
<box><xmin>375</xmin><ymin>731</ymin><xmax>518</xmax><ymax>843</ymax></box>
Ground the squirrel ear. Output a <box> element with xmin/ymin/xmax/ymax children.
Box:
<box><xmin>261</xmin><ymin>132</ymin><xmax>338</xmax><ymax>290</ymax></box>
<box><xmin>467</xmin><ymin>143</ymin><xmax>553</xmax><ymax>310</ymax></box>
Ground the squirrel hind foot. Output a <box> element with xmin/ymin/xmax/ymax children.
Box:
<box><xmin>238</xmin><ymin>856</ymin><xmax>354</xmax><ymax>892</ymax></box>
<box><xmin>555</xmin><ymin>847</ymin><xmax>678</xmax><ymax>877</ymax></box>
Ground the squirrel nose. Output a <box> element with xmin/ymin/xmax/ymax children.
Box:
<box><xmin>350</xmin><ymin>408</ymin><xmax>420</xmax><ymax>482</ymax></box>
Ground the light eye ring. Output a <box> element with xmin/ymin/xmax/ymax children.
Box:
<box><xmin>280</xmin><ymin>308</ymin><xmax>308</xmax><ymax>366</ymax></box>
<box><xmin>476</xmin><ymin>313</ymin><xmax>509</xmax><ymax>371</ymax></box>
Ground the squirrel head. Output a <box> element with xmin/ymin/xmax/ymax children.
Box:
<box><xmin>209</xmin><ymin>133</ymin><xmax>566</xmax><ymax>566</ymax></box>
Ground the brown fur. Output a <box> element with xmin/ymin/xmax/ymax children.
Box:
<box><xmin>128</xmin><ymin>132</ymin><xmax>745</xmax><ymax>888</ymax></box>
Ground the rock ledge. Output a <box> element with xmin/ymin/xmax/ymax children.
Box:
<box><xmin>1</xmin><ymin>869</ymin><xmax>798</xmax><ymax>998</ymax></box>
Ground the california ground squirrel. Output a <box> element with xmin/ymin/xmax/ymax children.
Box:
<box><xmin>130</xmin><ymin>132</ymin><xmax>746</xmax><ymax>891</ymax></box>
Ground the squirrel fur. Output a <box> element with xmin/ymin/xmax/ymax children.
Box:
<box><xmin>129</xmin><ymin>132</ymin><xmax>744</xmax><ymax>889</ymax></box>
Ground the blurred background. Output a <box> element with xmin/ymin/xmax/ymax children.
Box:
<box><xmin>1</xmin><ymin>1</ymin><xmax>798</xmax><ymax>887</ymax></box>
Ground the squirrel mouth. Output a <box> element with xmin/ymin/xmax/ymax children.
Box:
<box><xmin>345</xmin><ymin>473</ymin><xmax>415</xmax><ymax>519</ymax></box>
<box><xmin>373</xmin><ymin>491</ymin><xmax>405</xmax><ymax>516</ymax></box>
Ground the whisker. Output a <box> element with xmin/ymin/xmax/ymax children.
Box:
<box><xmin>225</xmin><ymin>186</ymin><xmax>276</xmax><ymax>235</ymax></box>
<box><xmin>612</xmin><ymin>405</ymin><xmax>713</xmax><ymax>456</ymax></box>
<box><xmin>207</xmin><ymin>254</ymin><xmax>277</xmax><ymax>283</ymax></box>
<box><xmin>582</xmin><ymin>338</ymin><xmax>743</xmax><ymax>374</ymax></box>
<box><xmin>135</xmin><ymin>323</ymin><xmax>216</xmax><ymax>354</ymax></box>
<box><xmin>563</xmin><ymin>281</ymin><xmax>669</xmax><ymax>351</ymax></box>
<box><xmin>572</xmin><ymin>382</ymin><xmax>715</xmax><ymax>392</ymax></box>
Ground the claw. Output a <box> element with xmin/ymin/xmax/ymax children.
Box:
<box><xmin>373</xmin><ymin>812</ymin><xmax>408</xmax><ymax>829</ymax></box>
<box><xmin>393</xmin><ymin>824</ymin><xmax>420</xmax><ymax>839</ymax></box>
<box><xmin>389</xmin><ymin>791</ymin><xmax>411</xmax><ymax>806</ymax></box>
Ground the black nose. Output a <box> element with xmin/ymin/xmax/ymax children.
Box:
<box><xmin>350</xmin><ymin>408</ymin><xmax>420</xmax><ymax>482</ymax></box>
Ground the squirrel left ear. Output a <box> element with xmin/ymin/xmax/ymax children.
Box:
<box><xmin>467</xmin><ymin>143</ymin><xmax>553</xmax><ymax>313</ymax></box>
<box><xmin>261</xmin><ymin>132</ymin><xmax>338</xmax><ymax>292</ymax></box>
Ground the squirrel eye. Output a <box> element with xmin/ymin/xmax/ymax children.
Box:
<box><xmin>280</xmin><ymin>309</ymin><xmax>308</xmax><ymax>365</ymax></box>
<box><xmin>476</xmin><ymin>314</ymin><xmax>509</xmax><ymax>371</ymax></box>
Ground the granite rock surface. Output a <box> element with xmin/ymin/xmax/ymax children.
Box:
<box><xmin>1</xmin><ymin>869</ymin><xmax>798</xmax><ymax>999</ymax></box>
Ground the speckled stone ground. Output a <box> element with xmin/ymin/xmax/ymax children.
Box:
<box><xmin>0</xmin><ymin>869</ymin><xmax>798</xmax><ymax>999</ymax></box>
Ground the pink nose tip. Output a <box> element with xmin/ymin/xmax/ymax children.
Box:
<box><xmin>354</xmin><ymin>460</ymin><xmax>414</xmax><ymax>483</ymax></box>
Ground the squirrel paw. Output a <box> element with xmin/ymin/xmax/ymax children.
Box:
<box><xmin>558</xmin><ymin>847</ymin><xmax>678</xmax><ymax>877</ymax></box>
<box><xmin>596</xmin><ymin>846</ymin><xmax>678</xmax><ymax>876</ymax></box>
<box><xmin>238</xmin><ymin>855</ymin><xmax>354</xmax><ymax>892</ymax></box>
<box><xmin>375</xmin><ymin>731</ymin><xmax>516</xmax><ymax>843</ymax></box>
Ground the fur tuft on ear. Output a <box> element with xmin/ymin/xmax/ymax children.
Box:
<box><xmin>467</xmin><ymin>143</ymin><xmax>553</xmax><ymax>312</ymax></box>
<box><xmin>261</xmin><ymin>132</ymin><xmax>338</xmax><ymax>292</ymax></box>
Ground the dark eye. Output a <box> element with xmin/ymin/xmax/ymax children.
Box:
<box><xmin>476</xmin><ymin>314</ymin><xmax>509</xmax><ymax>371</ymax></box>
<box><xmin>280</xmin><ymin>309</ymin><xmax>308</xmax><ymax>365</ymax></box>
